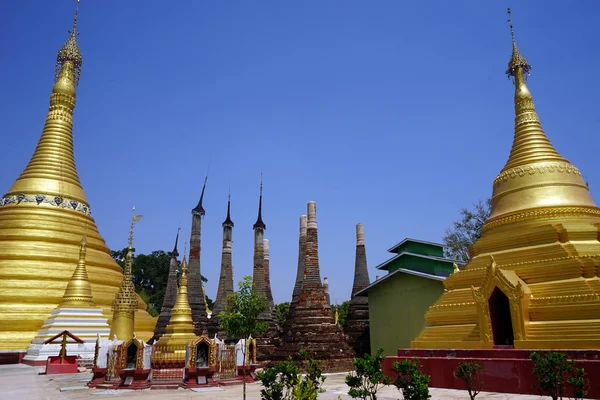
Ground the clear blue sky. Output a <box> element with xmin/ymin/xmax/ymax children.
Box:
<box><xmin>2</xmin><ymin>1</ymin><xmax>600</xmax><ymax>305</ymax></box>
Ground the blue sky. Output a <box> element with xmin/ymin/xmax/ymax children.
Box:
<box><xmin>2</xmin><ymin>1</ymin><xmax>600</xmax><ymax>305</ymax></box>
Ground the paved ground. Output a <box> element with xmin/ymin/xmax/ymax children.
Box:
<box><xmin>0</xmin><ymin>364</ymin><xmax>548</xmax><ymax>399</ymax></box>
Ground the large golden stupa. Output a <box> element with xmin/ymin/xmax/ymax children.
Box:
<box><xmin>0</xmin><ymin>4</ymin><xmax>155</xmax><ymax>352</ymax></box>
<box><xmin>412</xmin><ymin>10</ymin><xmax>600</xmax><ymax>350</ymax></box>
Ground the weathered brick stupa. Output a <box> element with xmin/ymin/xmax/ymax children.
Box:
<box><xmin>251</xmin><ymin>180</ymin><xmax>278</xmax><ymax>359</ymax></box>
<box><xmin>0</xmin><ymin>3</ymin><xmax>155</xmax><ymax>359</ymax></box>
<box><xmin>290</xmin><ymin>215</ymin><xmax>307</xmax><ymax>311</ymax></box>
<box><xmin>344</xmin><ymin>223</ymin><xmax>371</xmax><ymax>356</ymax></box>
<box><xmin>152</xmin><ymin>230</ymin><xmax>181</xmax><ymax>342</ymax></box>
<box><xmin>263</xmin><ymin>239</ymin><xmax>275</xmax><ymax>311</ymax></box>
<box><xmin>188</xmin><ymin>177</ymin><xmax>209</xmax><ymax>335</ymax></box>
<box><xmin>273</xmin><ymin>202</ymin><xmax>354</xmax><ymax>371</ymax></box>
<box><xmin>209</xmin><ymin>194</ymin><xmax>235</xmax><ymax>334</ymax></box>
<box><xmin>412</xmin><ymin>9</ymin><xmax>600</xmax><ymax>350</ymax></box>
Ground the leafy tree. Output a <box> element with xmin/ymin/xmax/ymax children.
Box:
<box><xmin>391</xmin><ymin>358</ymin><xmax>431</xmax><ymax>400</ymax></box>
<box><xmin>331</xmin><ymin>300</ymin><xmax>350</xmax><ymax>326</ymax></box>
<box><xmin>568</xmin><ymin>367</ymin><xmax>590</xmax><ymax>400</ymax></box>
<box><xmin>275</xmin><ymin>302</ymin><xmax>291</xmax><ymax>327</ymax></box>
<box><xmin>454</xmin><ymin>361</ymin><xmax>484</xmax><ymax>400</ymax></box>
<box><xmin>346</xmin><ymin>348</ymin><xmax>390</xmax><ymax>399</ymax></box>
<box><xmin>530</xmin><ymin>352</ymin><xmax>577</xmax><ymax>400</ymax></box>
<box><xmin>110</xmin><ymin>248</ymin><xmax>212</xmax><ymax>317</ymax></box>
<box><xmin>219</xmin><ymin>275</ymin><xmax>269</xmax><ymax>400</ymax></box>
<box><xmin>443</xmin><ymin>199</ymin><xmax>491</xmax><ymax>262</ymax></box>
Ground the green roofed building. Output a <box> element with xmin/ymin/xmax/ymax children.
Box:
<box><xmin>355</xmin><ymin>238</ymin><xmax>462</xmax><ymax>356</ymax></box>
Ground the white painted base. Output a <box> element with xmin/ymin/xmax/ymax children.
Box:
<box><xmin>23</xmin><ymin>307</ymin><xmax>111</xmax><ymax>363</ymax></box>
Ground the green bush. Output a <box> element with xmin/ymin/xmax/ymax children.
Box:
<box><xmin>345</xmin><ymin>348</ymin><xmax>390</xmax><ymax>400</ymax></box>
<box><xmin>257</xmin><ymin>350</ymin><xmax>326</xmax><ymax>400</ymax></box>
<box><xmin>391</xmin><ymin>358</ymin><xmax>431</xmax><ymax>400</ymax></box>
<box><xmin>454</xmin><ymin>361</ymin><xmax>484</xmax><ymax>400</ymax></box>
<box><xmin>530</xmin><ymin>351</ymin><xmax>590</xmax><ymax>400</ymax></box>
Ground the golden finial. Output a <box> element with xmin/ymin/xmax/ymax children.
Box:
<box><xmin>56</xmin><ymin>0</ymin><xmax>83</xmax><ymax>85</ymax></box>
<box><xmin>505</xmin><ymin>7</ymin><xmax>531</xmax><ymax>78</ymax></box>
<box><xmin>453</xmin><ymin>263</ymin><xmax>460</xmax><ymax>274</ymax></box>
<box><xmin>60</xmin><ymin>235</ymin><xmax>96</xmax><ymax>307</ymax></box>
<box><xmin>128</xmin><ymin>206</ymin><xmax>144</xmax><ymax>250</ymax></box>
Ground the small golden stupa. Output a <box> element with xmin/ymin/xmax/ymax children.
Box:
<box><xmin>110</xmin><ymin>210</ymin><xmax>143</xmax><ymax>341</ymax></box>
<box><xmin>412</xmin><ymin>9</ymin><xmax>600</xmax><ymax>349</ymax></box>
<box><xmin>152</xmin><ymin>255</ymin><xmax>198</xmax><ymax>362</ymax></box>
<box><xmin>0</xmin><ymin>2</ymin><xmax>155</xmax><ymax>352</ymax></box>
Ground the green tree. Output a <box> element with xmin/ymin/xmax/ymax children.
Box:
<box><xmin>454</xmin><ymin>361</ymin><xmax>484</xmax><ymax>400</ymax></box>
<box><xmin>110</xmin><ymin>248</ymin><xmax>211</xmax><ymax>317</ymax></box>
<box><xmin>391</xmin><ymin>358</ymin><xmax>431</xmax><ymax>400</ymax></box>
<box><xmin>530</xmin><ymin>352</ymin><xmax>574</xmax><ymax>400</ymax></box>
<box><xmin>331</xmin><ymin>300</ymin><xmax>350</xmax><ymax>326</ymax></box>
<box><xmin>346</xmin><ymin>348</ymin><xmax>390</xmax><ymax>400</ymax></box>
<box><xmin>275</xmin><ymin>302</ymin><xmax>290</xmax><ymax>327</ymax></box>
<box><xmin>219</xmin><ymin>275</ymin><xmax>269</xmax><ymax>400</ymax></box>
<box><xmin>443</xmin><ymin>199</ymin><xmax>491</xmax><ymax>262</ymax></box>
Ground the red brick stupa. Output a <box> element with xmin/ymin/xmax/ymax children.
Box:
<box><xmin>273</xmin><ymin>201</ymin><xmax>354</xmax><ymax>371</ymax></box>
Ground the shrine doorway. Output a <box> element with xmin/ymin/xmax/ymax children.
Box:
<box><xmin>126</xmin><ymin>343</ymin><xmax>138</xmax><ymax>369</ymax></box>
<box><xmin>488</xmin><ymin>287</ymin><xmax>514</xmax><ymax>346</ymax></box>
<box><xmin>196</xmin><ymin>342</ymin><xmax>209</xmax><ymax>368</ymax></box>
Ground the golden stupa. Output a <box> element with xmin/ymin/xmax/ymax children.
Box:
<box><xmin>0</xmin><ymin>2</ymin><xmax>155</xmax><ymax>352</ymax></box>
<box><xmin>412</xmin><ymin>9</ymin><xmax>600</xmax><ymax>350</ymax></box>
<box><xmin>152</xmin><ymin>256</ymin><xmax>198</xmax><ymax>362</ymax></box>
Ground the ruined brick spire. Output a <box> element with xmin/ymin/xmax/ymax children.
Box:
<box><xmin>344</xmin><ymin>223</ymin><xmax>371</xmax><ymax>356</ymax></box>
<box><xmin>323</xmin><ymin>277</ymin><xmax>330</xmax><ymax>305</ymax></box>
<box><xmin>290</xmin><ymin>215</ymin><xmax>307</xmax><ymax>310</ymax></box>
<box><xmin>251</xmin><ymin>177</ymin><xmax>271</xmax><ymax>321</ymax></box>
<box><xmin>153</xmin><ymin>229</ymin><xmax>181</xmax><ymax>341</ymax></box>
<box><xmin>211</xmin><ymin>192</ymin><xmax>235</xmax><ymax>325</ymax></box>
<box><xmin>263</xmin><ymin>239</ymin><xmax>275</xmax><ymax>311</ymax></box>
<box><xmin>188</xmin><ymin>176</ymin><xmax>209</xmax><ymax>334</ymax></box>
<box><xmin>273</xmin><ymin>201</ymin><xmax>354</xmax><ymax>370</ymax></box>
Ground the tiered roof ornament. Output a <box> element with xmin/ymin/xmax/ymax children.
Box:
<box><xmin>56</xmin><ymin>0</ymin><xmax>82</xmax><ymax>85</ymax></box>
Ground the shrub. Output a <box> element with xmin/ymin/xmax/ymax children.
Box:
<box><xmin>391</xmin><ymin>358</ymin><xmax>431</xmax><ymax>400</ymax></box>
<box><xmin>346</xmin><ymin>348</ymin><xmax>390</xmax><ymax>400</ymax></box>
<box><xmin>257</xmin><ymin>350</ymin><xmax>325</xmax><ymax>400</ymax></box>
<box><xmin>454</xmin><ymin>361</ymin><xmax>484</xmax><ymax>400</ymax></box>
<box><xmin>568</xmin><ymin>367</ymin><xmax>590</xmax><ymax>400</ymax></box>
<box><xmin>530</xmin><ymin>352</ymin><xmax>575</xmax><ymax>400</ymax></box>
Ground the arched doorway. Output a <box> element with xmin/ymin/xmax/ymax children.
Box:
<box><xmin>488</xmin><ymin>287</ymin><xmax>514</xmax><ymax>346</ymax></box>
<box><xmin>126</xmin><ymin>343</ymin><xmax>138</xmax><ymax>369</ymax></box>
<box><xmin>196</xmin><ymin>342</ymin><xmax>209</xmax><ymax>368</ymax></box>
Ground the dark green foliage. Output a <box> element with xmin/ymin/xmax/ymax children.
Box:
<box><xmin>443</xmin><ymin>199</ymin><xmax>491</xmax><ymax>262</ymax></box>
<box><xmin>346</xmin><ymin>348</ymin><xmax>390</xmax><ymax>400</ymax></box>
<box><xmin>275</xmin><ymin>302</ymin><xmax>290</xmax><ymax>327</ymax></box>
<box><xmin>454</xmin><ymin>361</ymin><xmax>484</xmax><ymax>400</ymax></box>
<box><xmin>258</xmin><ymin>350</ymin><xmax>326</xmax><ymax>400</ymax></box>
<box><xmin>568</xmin><ymin>368</ymin><xmax>590</xmax><ymax>400</ymax></box>
<box><xmin>391</xmin><ymin>358</ymin><xmax>431</xmax><ymax>400</ymax></box>
<box><xmin>530</xmin><ymin>352</ymin><xmax>589</xmax><ymax>400</ymax></box>
<box><xmin>331</xmin><ymin>300</ymin><xmax>350</xmax><ymax>326</ymax></box>
<box><xmin>110</xmin><ymin>248</ymin><xmax>212</xmax><ymax>317</ymax></box>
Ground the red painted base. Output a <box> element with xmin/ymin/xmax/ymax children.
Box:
<box><xmin>87</xmin><ymin>368</ymin><xmax>108</xmax><ymax>388</ymax></box>
<box><xmin>45</xmin><ymin>356</ymin><xmax>79</xmax><ymax>374</ymax></box>
<box><xmin>0</xmin><ymin>351</ymin><xmax>26</xmax><ymax>365</ymax></box>
<box><xmin>384</xmin><ymin>349</ymin><xmax>600</xmax><ymax>399</ymax></box>
<box><xmin>182</xmin><ymin>366</ymin><xmax>218</xmax><ymax>388</ymax></box>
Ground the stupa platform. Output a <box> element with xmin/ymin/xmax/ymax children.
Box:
<box><xmin>383</xmin><ymin>348</ymin><xmax>600</xmax><ymax>399</ymax></box>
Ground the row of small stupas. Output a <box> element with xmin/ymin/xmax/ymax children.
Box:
<box><xmin>0</xmin><ymin>2</ymin><xmax>371</xmax><ymax>368</ymax></box>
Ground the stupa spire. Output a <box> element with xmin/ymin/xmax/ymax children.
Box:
<box><xmin>193</xmin><ymin>175</ymin><xmax>208</xmax><ymax>216</ymax></box>
<box><xmin>110</xmin><ymin>207</ymin><xmax>143</xmax><ymax>341</ymax></box>
<box><xmin>153</xmin><ymin>228</ymin><xmax>182</xmax><ymax>340</ymax></box>
<box><xmin>488</xmin><ymin>8</ymin><xmax>597</xmax><ymax>222</ymax></box>
<box><xmin>253</xmin><ymin>174</ymin><xmax>266</xmax><ymax>230</ymax></box>
<box><xmin>291</xmin><ymin>215</ymin><xmax>307</xmax><ymax>309</ymax></box>
<box><xmin>500</xmin><ymin>7</ymin><xmax>566</xmax><ymax>172</ymax></box>
<box><xmin>211</xmin><ymin>191</ymin><xmax>235</xmax><ymax>329</ymax></box>
<box><xmin>60</xmin><ymin>235</ymin><xmax>96</xmax><ymax>307</ymax></box>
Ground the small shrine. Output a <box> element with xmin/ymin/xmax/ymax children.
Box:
<box><xmin>43</xmin><ymin>331</ymin><xmax>85</xmax><ymax>375</ymax></box>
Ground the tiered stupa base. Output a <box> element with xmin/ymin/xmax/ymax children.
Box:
<box><xmin>22</xmin><ymin>307</ymin><xmax>110</xmax><ymax>366</ymax></box>
<box><xmin>344</xmin><ymin>304</ymin><xmax>371</xmax><ymax>356</ymax></box>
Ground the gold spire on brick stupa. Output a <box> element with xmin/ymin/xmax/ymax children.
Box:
<box><xmin>0</xmin><ymin>2</ymin><xmax>155</xmax><ymax>353</ymax></box>
<box><xmin>152</xmin><ymin>249</ymin><xmax>198</xmax><ymax>361</ymax></box>
<box><xmin>110</xmin><ymin>208</ymin><xmax>143</xmax><ymax>341</ymax></box>
<box><xmin>412</xmin><ymin>9</ymin><xmax>600</xmax><ymax>350</ymax></box>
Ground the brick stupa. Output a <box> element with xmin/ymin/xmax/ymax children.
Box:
<box><xmin>273</xmin><ymin>201</ymin><xmax>354</xmax><ymax>371</ymax></box>
<box><xmin>208</xmin><ymin>194</ymin><xmax>235</xmax><ymax>335</ymax></box>
<box><xmin>152</xmin><ymin>230</ymin><xmax>180</xmax><ymax>342</ymax></box>
<box><xmin>343</xmin><ymin>223</ymin><xmax>371</xmax><ymax>356</ymax></box>
<box><xmin>188</xmin><ymin>178</ymin><xmax>209</xmax><ymax>335</ymax></box>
